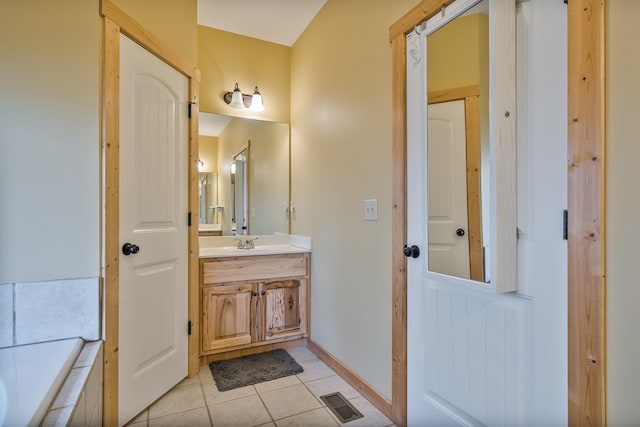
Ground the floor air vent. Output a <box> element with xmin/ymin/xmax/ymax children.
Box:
<box><xmin>320</xmin><ymin>392</ymin><xmax>364</xmax><ymax>423</ymax></box>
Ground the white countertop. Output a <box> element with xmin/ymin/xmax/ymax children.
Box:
<box><xmin>199</xmin><ymin>234</ymin><xmax>312</xmax><ymax>258</ymax></box>
<box><xmin>198</xmin><ymin>223</ymin><xmax>222</xmax><ymax>232</ymax></box>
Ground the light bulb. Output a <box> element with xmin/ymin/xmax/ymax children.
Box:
<box><xmin>228</xmin><ymin>83</ymin><xmax>246</xmax><ymax>109</ymax></box>
<box><xmin>249</xmin><ymin>86</ymin><xmax>265</xmax><ymax>112</ymax></box>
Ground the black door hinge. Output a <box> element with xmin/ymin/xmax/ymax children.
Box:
<box><xmin>188</xmin><ymin>101</ymin><xmax>197</xmax><ymax>118</ymax></box>
<box><xmin>188</xmin><ymin>211</ymin><xmax>192</xmax><ymax>227</ymax></box>
<box><xmin>563</xmin><ymin>210</ymin><xmax>568</xmax><ymax>240</ymax></box>
<box><xmin>188</xmin><ymin>320</ymin><xmax>192</xmax><ymax>335</ymax></box>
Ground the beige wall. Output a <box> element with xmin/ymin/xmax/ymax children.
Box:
<box><xmin>112</xmin><ymin>0</ymin><xmax>197</xmax><ymax>65</ymax></box>
<box><xmin>0</xmin><ymin>0</ymin><xmax>197</xmax><ymax>284</ymax></box>
<box><xmin>290</xmin><ymin>0</ymin><xmax>417</xmax><ymax>398</ymax></box>
<box><xmin>606</xmin><ymin>0</ymin><xmax>640</xmax><ymax>424</ymax></box>
<box><xmin>199</xmin><ymin>135</ymin><xmax>219</xmax><ymax>174</ymax></box>
<box><xmin>198</xmin><ymin>26</ymin><xmax>291</xmax><ymax>123</ymax></box>
<box><xmin>0</xmin><ymin>0</ymin><xmax>100</xmax><ymax>283</ymax></box>
<box><xmin>427</xmin><ymin>14</ymin><xmax>488</xmax><ymax>92</ymax></box>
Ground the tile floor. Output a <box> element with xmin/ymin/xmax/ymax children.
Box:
<box><xmin>125</xmin><ymin>346</ymin><xmax>395</xmax><ymax>427</ymax></box>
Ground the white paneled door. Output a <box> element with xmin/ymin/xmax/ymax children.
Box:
<box><xmin>118</xmin><ymin>34</ymin><xmax>189</xmax><ymax>426</ymax></box>
<box><xmin>406</xmin><ymin>1</ymin><xmax>567</xmax><ymax>426</ymax></box>
<box><xmin>427</xmin><ymin>100</ymin><xmax>471</xmax><ymax>279</ymax></box>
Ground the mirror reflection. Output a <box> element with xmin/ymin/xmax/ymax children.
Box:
<box><xmin>198</xmin><ymin>171</ymin><xmax>219</xmax><ymax>223</ymax></box>
<box><xmin>199</xmin><ymin>112</ymin><xmax>290</xmax><ymax>236</ymax></box>
<box><xmin>426</xmin><ymin>0</ymin><xmax>489</xmax><ymax>282</ymax></box>
<box><xmin>230</xmin><ymin>149</ymin><xmax>248</xmax><ymax>235</ymax></box>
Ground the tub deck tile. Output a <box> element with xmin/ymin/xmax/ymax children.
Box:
<box><xmin>41</xmin><ymin>405</ymin><xmax>74</xmax><ymax>427</ymax></box>
<box><xmin>51</xmin><ymin>366</ymin><xmax>91</xmax><ymax>409</ymax></box>
<box><xmin>74</xmin><ymin>340</ymin><xmax>102</xmax><ymax>368</ymax></box>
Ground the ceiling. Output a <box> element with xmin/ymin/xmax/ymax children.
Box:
<box><xmin>196</xmin><ymin>1</ymin><xmax>487</xmax><ymax>137</ymax></box>
<box><xmin>198</xmin><ymin>0</ymin><xmax>327</xmax><ymax>136</ymax></box>
<box><xmin>199</xmin><ymin>113</ymin><xmax>233</xmax><ymax>137</ymax></box>
<box><xmin>197</xmin><ymin>0</ymin><xmax>328</xmax><ymax>47</ymax></box>
<box><xmin>197</xmin><ymin>1</ymin><xmax>327</xmax><ymax>136</ymax></box>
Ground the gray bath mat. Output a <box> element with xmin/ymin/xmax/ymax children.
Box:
<box><xmin>209</xmin><ymin>349</ymin><xmax>303</xmax><ymax>391</ymax></box>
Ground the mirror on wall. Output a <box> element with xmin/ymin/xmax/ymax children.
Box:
<box><xmin>426</xmin><ymin>0</ymin><xmax>489</xmax><ymax>282</ymax></box>
<box><xmin>199</xmin><ymin>112</ymin><xmax>290</xmax><ymax>236</ymax></box>
<box><xmin>198</xmin><ymin>172</ymin><xmax>218</xmax><ymax>224</ymax></box>
<box><xmin>417</xmin><ymin>0</ymin><xmax>516</xmax><ymax>292</ymax></box>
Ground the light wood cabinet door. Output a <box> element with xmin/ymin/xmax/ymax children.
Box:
<box><xmin>201</xmin><ymin>283</ymin><xmax>257</xmax><ymax>352</ymax></box>
<box><xmin>261</xmin><ymin>279</ymin><xmax>306</xmax><ymax>341</ymax></box>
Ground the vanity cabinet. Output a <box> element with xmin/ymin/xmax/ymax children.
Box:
<box><xmin>262</xmin><ymin>279</ymin><xmax>307</xmax><ymax>341</ymax></box>
<box><xmin>201</xmin><ymin>283</ymin><xmax>256</xmax><ymax>351</ymax></box>
<box><xmin>200</xmin><ymin>253</ymin><xmax>309</xmax><ymax>355</ymax></box>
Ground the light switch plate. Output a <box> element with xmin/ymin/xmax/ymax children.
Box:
<box><xmin>364</xmin><ymin>199</ymin><xmax>378</xmax><ymax>221</ymax></box>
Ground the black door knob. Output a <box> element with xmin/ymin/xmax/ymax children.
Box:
<box><xmin>403</xmin><ymin>244</ymin><xmax>420</xmax><ymax>258</ymax></box>
<box><xmin>122</xmin><ymin>242</ymin><xmax>140</xmax><ymax>256</ymax></box>
<box><xmin>456</xmin><ymin>228</ymin><xmax>465</xmax><ymax>237</ymax></box>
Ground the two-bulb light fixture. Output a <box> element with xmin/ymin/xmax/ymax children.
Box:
<box><xmin>223</xmin><ymin>82</ymin><xmax>265</xmax><ymax>112</ymax></box>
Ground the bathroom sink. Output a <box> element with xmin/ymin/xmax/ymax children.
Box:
<box><xmin>198</xmin><ymin>234</ymin><xmax>312</xmax><ymax>258</ymax></box>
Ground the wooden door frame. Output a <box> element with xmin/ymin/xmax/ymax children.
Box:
<box><xmin>101</xmin><ymin>1</ymin><xmax>201</xmax><ymax>425</ymax></box>
<box><xmin>389</xmin><ymin>1</ymin><xmax>605</xmax><ymax>426</ymax></box>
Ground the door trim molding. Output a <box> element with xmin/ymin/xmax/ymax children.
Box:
<box><xmin>389</xmin><ymin>31</ymin><xmax>408</xmax><ymax>426</ymax></box>
<box><xmin>101</xmin><ymin>1</ymin><xmax>200</xmax><ymax>81</ymax></box>
<box><xmin>101</xmin><ymin>2</ymin><xmax>201</xmax><ymax>425</ymax></box>
<box><xmin>389</xmin><ymin>1</ymin><xmax>605</xmax><ymax>426</ymax></box>
<box><xmin>567</xmin><ymin>0</ymin><xmax>606</xmax><ymax>425</ymax></box>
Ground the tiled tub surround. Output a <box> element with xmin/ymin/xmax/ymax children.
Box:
<box><xmin>0</xmin><ymin>277</ymin><xmax>100</xmax><ymax>348</ymax></box>
<box><xmin>0</xmin><ymin>277</ymin><xmax>102</xmax><ymax>425</ymax></box>
<box><xmin>199</xmin><ymin>233</ymin><xmax>312</xmax><ymax>258</ymax></box>
<box><xmin>41</xmin><ymin>341</ymin><xmax>103</xmax><ymax>427</ymax></box>
<box><xmin>0</xmin><ymin>339</ymin><xmax>82</xmax><ymax>426</ymax></box>
<box><xmin>0</xmin><ymin>339</ymin><xmax>103</xmax><ymax>427</ymax></box>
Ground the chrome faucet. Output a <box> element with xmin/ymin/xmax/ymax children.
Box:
<box><xmin>236</xmin><ymin>237</ymin><xmax>258</xmax><ymax>249</ymax></box>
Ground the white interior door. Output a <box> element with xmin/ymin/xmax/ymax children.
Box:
<box><xmin>427</xmin><ymin>100</ymin><xmax>470</xmax><ymax>279</ymax></box>
<box><xmin>406</xmin><ymin>1</ymin><xmax>567</xmax><ymax>426</ymax></box>
<box><xmin>119</xmin><ymin>34</ymin><xmax>189</xmax><ymax>426</ymax></box>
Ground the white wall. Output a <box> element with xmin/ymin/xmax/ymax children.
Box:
<box><xmin>606</xmin><ymin>0</ymin><xmax>640</xmax><ymax>424</ymax></box>
<box><xmin>0</xmin><ymin>0</ymin><xmax>100</xmax><ymax>284</ymax></box>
